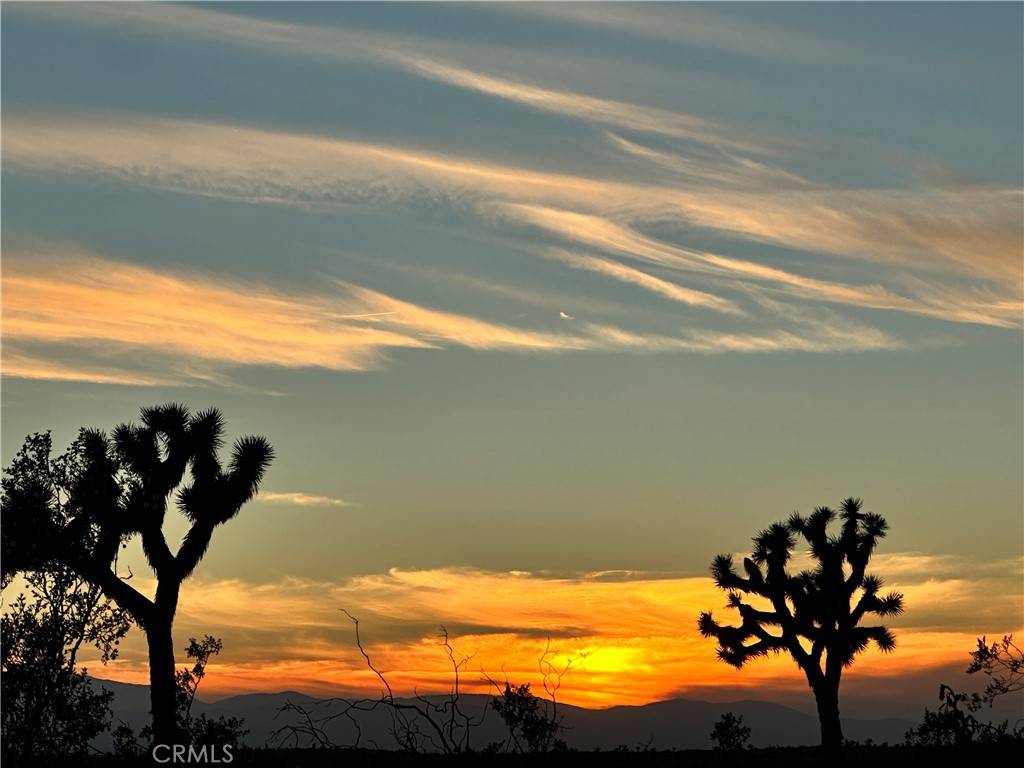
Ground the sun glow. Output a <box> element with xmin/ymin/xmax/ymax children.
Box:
<box><xmin>81</xmin><ymin>559</ymin><xmax>1023</xmax><ymax>707</ymax></box>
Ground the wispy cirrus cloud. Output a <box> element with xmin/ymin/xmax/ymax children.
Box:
<box><xmin>485</xmin><ymin>2</ymin><xmax>865</xmax><ymax>65</ymax></box>
<box><xmin>605</xmin><ymin>133</ymin><xmax>816</xmax><ymax>190</ymax></box>
<box><xmin>396</xmin><ymin>56</ymin><xmax>760</xmax><ymax>153</ymax></box>
<box><xmin>1</xmin><ymin>113</ymin><xmax>635</xmax><ymax>213</ymax></box>
<box><xmin>0</xmin><ymin>249</ymin><xmax>584</xmax><ymax>384</ymax></box>
<box><xmin>9</xmin><ymin>109</ymin><xmax>1020</xmax><ymax>283</ymax></box>
<box><xmin>5</xmin><ymin>114</ymin><xmax>1018</xmax><ymax>331</ymax></box>
<box><xmin>3</xmin><ymin>248</ymin><xmax>901</xmax><ymax>387</ymax></box>
<box><xmin>540</xmin><ymin>248</ymin><xmax>744</xmax><ymax>316</ymax></box>
<box><xmin>501</xmin><ymin>203</ymin><xmax>1022</xmax><ymax>329</ymax></box>
<box><xmin>7</xmin><ymin>3</ymin><xmax>1020</xmax><ymax>299</ymax></box>
<box><xmin>672</xmin><ymin>186</ymin><xmax>1024</xmax><ymax>286</ymax></box>
<box><xmin>5</xmin><ymin>110</ymin><xmax>1016</xmax><ymax>387</ymax></box>
<box><xmin>8</xmin><ymin>2</ymin><xmax>764</xmax><ymax>154</ymax></box>
<box><xmin>0</xmin><ymin>352</ymin><xmax>172</xmax><ymax>387</ymax></box>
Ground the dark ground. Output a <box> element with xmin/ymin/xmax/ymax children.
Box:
<box><xmin>20</xmin><ymin>744</ymin><xmax>1022</xmax><ymax>768</ymax></box>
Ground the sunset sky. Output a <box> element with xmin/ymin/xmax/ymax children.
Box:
<box><xmin>2</xmin><ymin>3</ymin><xmax>1022</xmax><ymax>718</ymax></box>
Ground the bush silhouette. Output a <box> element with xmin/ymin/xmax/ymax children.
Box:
<box><xmin>1</xmin><ymin>404</ymin><xmax>272</xmax><ymax>746</ymax></box>
<box><xmin>906</xmin><ymin>635</ymin><xmax>1024</xmax><ymax>746</ymax></box>
<box><xmin>710</xmin><ymin>711</ymin><xmax>751</xmax><ymax>751</ymax></box>
<box><xmin>698</xmin><ymin>497</ymin><xmax>903</xmax><ymax>753</ymax></box>
<box><xmin>117</xmin><ymin>635</ymin><xmax>248</xmax><ymax>753</ymax></box>
<box><xmin>967</xmin><ymin>635</ymin><xmax>1023</xmax><ymax>708</ymax></box>
<box><xmin>1</xmin><ymin>564</ymin><xmax>129</xmax><ymax>763</ymax></box>
<box><xmin>490</xmin><ymin>682</ymin><xmax>566</xmax><ymax>753</ymax></box>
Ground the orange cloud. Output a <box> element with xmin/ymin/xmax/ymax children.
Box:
<box><xmin>79</xmin><ymin>556</ymin><xmax>1023</xmax><ymax>707</ymax></box>
<box><xmin>258</xmin><ymin>492</ymin><xmax>353</xmax><ymax>508</ymax></box>
<box><xmin>2</xmin><ymin>249</ymin><xmax>909</xmax><ymax>387</ymax></box>
<box><xmin>0</xmin><ymin>351</ymin><xmax>170</xmax><ymax>386</ymax></box>
<box><xmin>0</xmin><ymin>250</ymin><xmax>595</xmax><ymax>383</ymax></box>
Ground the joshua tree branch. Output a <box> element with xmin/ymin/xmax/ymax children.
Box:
<box><xmin>81</xmin><ymin>561</ymin><xmax>153</xmax><ymax>625</ymax></box>
<box><xmin>141</xmin><ymin>525</ymin><xmax>176</xmax><ymax>576</ymax></box>
<box><xmin>176</xmin><ymin>520</ymin><xmax>216</xmax><ymax>580</ymax></box>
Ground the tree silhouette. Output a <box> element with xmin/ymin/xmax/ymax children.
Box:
<box><xmin>483</xmin><ymin>639</ymin><xmax>582</xmax><ymax>753</ymax></box>
<box><xmin>1</xmin><ymin>565</ymin><xmax>130</xmax><ymax>763</ymax></box>
<box><xmin>967</xmin><ymin>635</ymin><xmax>1023</xmax><ymax>708</ymax></box>
<box><xmin>117</xmin><ymin>635</ymin><xmax>248</xmax><ymax>753</ymax></box>
<box><xmin>905</xmin><ymin>634</ymin><xmax>1024</xmax><ymax>746</ymax></box>
<box><xmin>698</xmin><ymin>497</ymin><xmax>903</xmax><ymax>753</ymax></box>
<box><xmin>710</xmin><ymin>712</ymin><xmax>751</xmax><ymax>751</ymax></box>
<box><xmin>1</xmin><ymin>404</ymin><xmax>273</xmax><ymax>746</ymax></box>
<box><xmin>489</xmin><ymin>682</ymin><xmax>566</xmax><ymax>753</ymax></box>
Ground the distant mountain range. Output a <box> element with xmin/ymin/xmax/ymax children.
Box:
<box><xmin>92</xmin><ymin>679</ymin><xmax>915</xmax><ymax>751</ymax></box>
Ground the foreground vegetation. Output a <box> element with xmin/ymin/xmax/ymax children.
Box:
<box><xmin>2</xmin><ymin>406</ymin><xmax>1021</xmax><ymax>765</ymax></box>
<box><xmin>30</xmin><ymin>742</ymin><xmax>1024</xmax><ymax>768</ymax></box>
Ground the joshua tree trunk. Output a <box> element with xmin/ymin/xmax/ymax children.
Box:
<box><xmin>146</xmin><ymin>614</ymin><xmax>179</xmax><ymax>746</ymax></box>
<box><xmin>146</xmin><ymin>574</ymin><xmax>183</xmax><ymax>746</ymax></box>
<box><xmin>813</xmin><ymin>682</ymin><xmax>843</xmax><ymax>754</ymax></box>
<box><xmin>2</xmin><ymin>406</ymin><xmax>273</xmax><ymax>750</ymax></box>
<box><xmin>699</xmin><ymin>500</ymin><xmax>902</xmax><ymax>759</ymax></box>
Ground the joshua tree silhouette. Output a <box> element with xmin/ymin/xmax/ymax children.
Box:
<box><xmin>1</xmin><ymin>404</ymin><xmax>273</xmax><ymax>746</ymax></box>
<box><xmin>698</xmin><ymin>497</ymin><xmax>903</xmax><ymax>753</ymax></box>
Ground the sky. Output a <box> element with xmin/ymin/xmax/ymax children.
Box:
<box><xmin>1</xmin><ymin>2</ymin><xmax>1022</xmax><ymax>717</ymax></box>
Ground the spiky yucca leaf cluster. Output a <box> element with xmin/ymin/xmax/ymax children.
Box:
<box><xmin>698</xmin><ymin>498</ymin><xmax>903</xmax><ymax>675</ymax></box>
<box><xmin>2</xmin><ymin>404</ymin><xmax>273</xmax><ymax>619</ymax></box>
<box><xmin>2</xmin><ymin>404</ymin><xmax>274</xmax><ymax>745</ymax></box>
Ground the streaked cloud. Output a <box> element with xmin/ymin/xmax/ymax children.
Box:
<box><xmin>2</xmin><ymin>251</ymin><xmax>429</xmax><ymax>375</ymax></box>
<box><xmin>259</xmin><ymin>492</ymin><xmax>353</xmax><ymax>508</ymax></box>
<box><xmin>83</xmin><ymin>554</ymin><xmax>1023</xmax><ymax>706</ymax></box>
<box><xmin>1</xmin><ymin>113</ymin><xmax>638</xmax><ymax>213</ymax></box>
<box><xmin>0</xmin><ymin>352</ymin><xmax>172</xmax><ymax>387</ymax></box>
<box><xmin>2</xmin><ymin>10</ymin><xmax>1019</xmax><ymax>386</ymax></box>
<box><xmin>5</xmin><ymin>113</ymin><xmax>1017</xmax><ymax>329</ymax></box>
<box><xmin>583</xmin><ymin>318</ymin><xmax>901</xmax><ymax>355</ymax></box>
<box><xmin>0</xmin><ymin>249</ymin><xmax>589</xmax><ymax>383</ymax></box>
<box><xmin>3</xmin><ymin>249</ymin><xmax>902</xmax><ymax>387</ymax></box>
<box><xmin>7</xmin><ymin>3</ymin><xmax>1019</xmax><ymax>299</ymax></box>
<box><xmin>606</xmin><ymin>133</ymin><xmax>816</xmax><ymax>190</ymax></box>
<box><xmin>8</xmin><ymin>2</ymin><xmax>763</xmax><ymax>154</ymax></box>
<box><xmin>398</xmin><ymin>56</ymin><xmax>758</xmax><ymax>153</ymax></box>
<box><xmin>502</xmin><ymin>204</ymin><xmax>1022</xmax><ymax>329</ymax></box>
<box><xmin>673</xmin><ymin>187</ymin><xmax>1024</xmax><ymax>286</ymax></box>
<box><xmin>542</xmin><ymin>248</ymin><xmax>743</xmax><ymax>316</ymax></box>
<box><xmin>488</xmin><ymin>2</ymin><xmax>864</xmax><ymax>65</ymax></box>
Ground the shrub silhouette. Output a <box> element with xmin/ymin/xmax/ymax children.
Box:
<box><xmin>710</xmin><ymin>712</ymin><xmax>751</xmax><ymax>751</ymax></box>
<box><xmin>1</xmin><ymin>564</ymin><xmax>129</xmax><ymax>763</ymax></box>
<box><xmin>967</xmin><ymin>635</ymin><xmax>1023</xmax><ymax>708</ymax></box>
<box><xmin>1</xmin><ymin>404</ymin><xmax>272</xmax><ymax>746</ymax></box>
<box><xmin>906</xmin><ymin>635</ymin><xmax>1024</xmax><ymax>746</ymax></box>
<box><xmin>905</xmin><ymin>683</ymin><xmax>1022</xmax><ymax>746</ymax></box>
<box><xmin>698</xmin><ymin>497</ymin><xmax>903</xmax><ymax>753</ymax></box>
<box><xmin>484</xmin><ymin>639</ymin><xmax>581</xmax><ymax>753</ymax></box>
<box><xmin>490</xmin><ymin>682</ymin><xmax>566</xmax><ymax>753</ymax></box>
<box><xmin>274</xmin><ymin>616</ymin><xmax>487</xmax><ymax>754</ymax></box>
<box><xmin>118</xmin><ymin>635</ymin><xmax>248</xmax><ymax>753</ymax></box>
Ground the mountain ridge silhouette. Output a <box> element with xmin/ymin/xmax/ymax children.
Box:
<box><xmin>90</xmin><ymin>678</ymin><xmax>916</xmax><ymax>750</ymax></box>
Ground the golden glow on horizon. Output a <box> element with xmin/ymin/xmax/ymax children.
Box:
<box><xmin>1</xmin><ymin>1</ymin><xmax>1020</xmax><ymax>716</ymax></box>
<box><xmin>78</xmin><ymin>557</ymin><xmax>1023</xmax><ymax>706</ymax></box>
